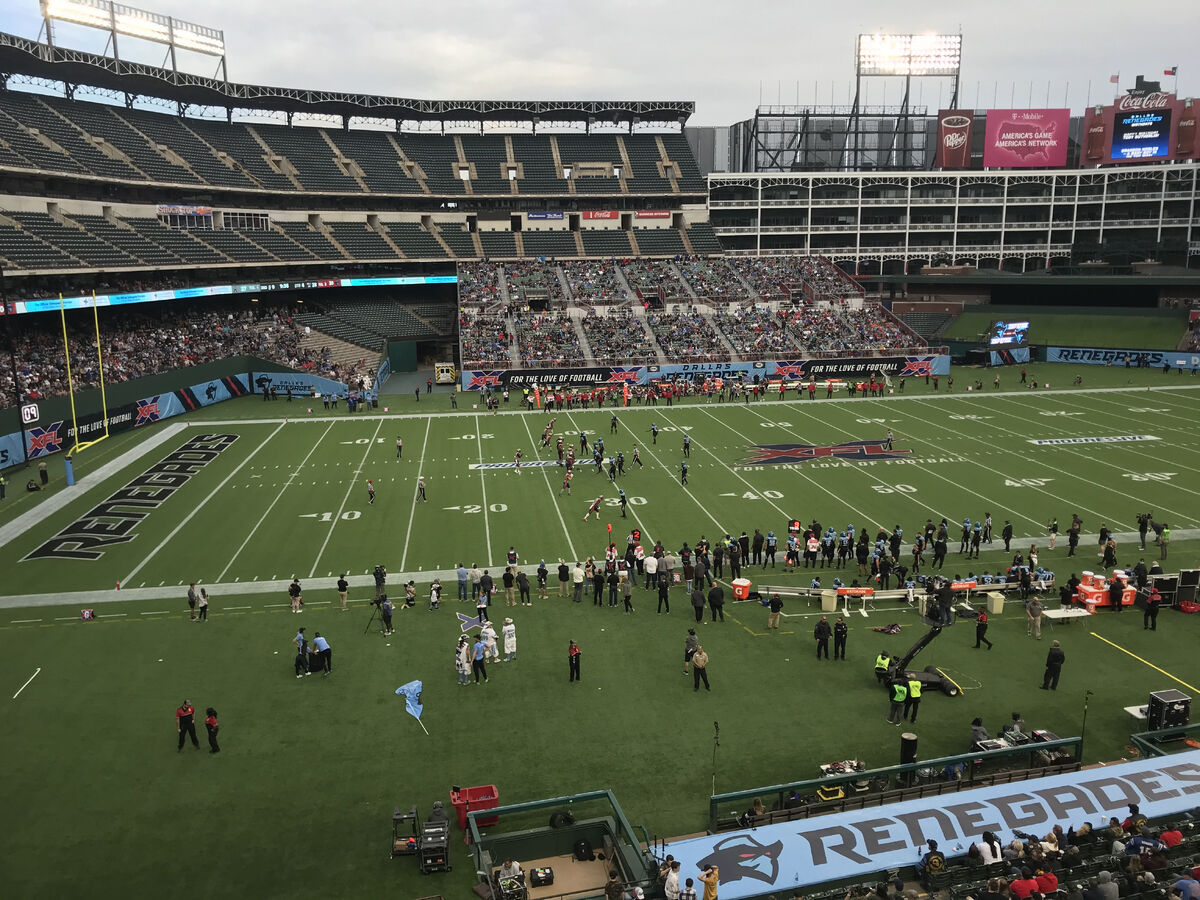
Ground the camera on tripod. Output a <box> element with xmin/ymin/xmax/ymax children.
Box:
<box><xmin>373</xmin><ymin>564</ymin><xmax>387</xmax><ymax>597</ymax></box>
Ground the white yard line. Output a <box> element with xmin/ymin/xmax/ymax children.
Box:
<box><xmin>475</xmin><ymin>415</ymin><xmax>493</xmax><ymax>565</ymax></box>
<box><xmin>121</xmin><ymin>423</ymin><xmax>286</xmax><ymax>587</ymax></box>
<box><xmin>946</xmin><ymin>394</ymin><xmax>1199</xmax><ymax>523</ymax></box>
<box><xmin>12</xmin><ymin>667</ymin><xmax>40</xmax><ymax>700</ymax></box>
<box><xmin>399</xmin><ymin>417</ymin><xmax>433</xmax><ymax>571</ymax></box>
<box><xmin>217</xmin><ymin>421</ymin><xmax>335</xmax><ymax>582</ymax></box>
<box><xmin>1072</xmin><ymin>391</ymin><xmax>1200</xmax><ymax>456</ymax></box>
<box><xmin>308</xmin><ymin>418</ymin><xmax>384</xmax><ymax>578</ymax></box>
<box><xmin>518</xmin><ymin>414</ymin><xmax>578</xmax><ymax>562</ymax></box>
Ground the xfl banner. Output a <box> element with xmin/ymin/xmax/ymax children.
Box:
<box><xmin>0</xmin><ymin>375</ymin><xmax>251</xmax><ymax>466</ymax></box>
<box><xmin>461</xmin><ymin>356</ymin><xmax>950</xmax><ymax>390</ymax></box>
<box><xmin>744</xmin><ymin>440</ymin><xmax>912</xmax><ymax>466</ymax></box>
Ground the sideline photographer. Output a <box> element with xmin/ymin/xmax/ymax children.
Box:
<box><xmin>373</xmin><ymin>564</ymin><xmax>387</xmax><ymax>599</ymax></box>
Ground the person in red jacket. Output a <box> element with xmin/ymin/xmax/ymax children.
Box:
<box><xmin>1009</xmin><ymin>868</ymin><xmax>1039</xmax><ymax>900</ymax></box>
<box><xmin>1034</xmin><ymin>868</ymin><xmax>1058</xmax><ymax>894</ymax></box>
<box><xmin>176</xmin><ymin>700</ymin><xmax>199</xmax><ymax>752</ymax></box>
<box><xmin>204</xmin><ymin>707</ymin><xmax>220</xmax><ymax>754</ymax></box>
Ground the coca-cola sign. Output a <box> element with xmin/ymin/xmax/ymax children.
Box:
<box><xmin>1117</xmin><ymin>92</ymin><xmax>1173</xmax><ymax>112</ymax></box>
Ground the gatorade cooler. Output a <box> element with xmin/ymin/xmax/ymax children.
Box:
<box><xmin>732</xmin><ymin>578</ymin><xmax>752</xmax><ymax>600</ymax></box>
<box><xmin>1081</xmin><ymin>571</ymin><xmax>1094</xmax><ymax>587</ymax></box>
<box><xmin>1093</xmin><ymin>575</ymin><xmax>1107</xmax><ymax>591</ymax></box>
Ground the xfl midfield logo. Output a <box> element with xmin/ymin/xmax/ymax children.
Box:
<box><xmin>744</xmin><ymin>440</ymin><xmax>911</xmax><ymax>466</ymax></box>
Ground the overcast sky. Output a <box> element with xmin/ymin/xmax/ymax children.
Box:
<box><xmin>8</xmin><ymin>0</ymin><xmax>1196</xmax><ymax>125</ymax></box>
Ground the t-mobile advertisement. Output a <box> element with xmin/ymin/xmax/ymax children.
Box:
<box><xmin>982</xmin><ymin>109</ymin><xmax>1070</xmax><ymax>168</ymax></box>
<box><xmin>1082</xmin><ymin>93</ymin><xmax>1199</xmax><ymax>164</ymax></box>
<box><xmin>935</xmin><ymin>109</ymin><xmax>975</xmax><ymax>168</ymax></box>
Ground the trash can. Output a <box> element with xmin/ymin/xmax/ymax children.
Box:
<box><xmin>986</xmin><ymin>592</ymin><xmax>1005</xmax><ymax>615</ymax></box>
<box><xmin>731</xmin><ymin>578</ymin><xmax>752</xmax><ymax>600</ymax></box>
<box><xmin>821</xmin><ymin>589</ymin><xmax>838</xmax><ymax>613</ymax></box>
<box><xmin>450</xmin><ymin>784</ymin><xmax>500</xmax><ymax>830</ymax></box>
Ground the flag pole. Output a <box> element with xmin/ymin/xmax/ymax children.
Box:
<box><xmin>416</xmin><ymin>718</ymin><xmax>429</xmax><ymax>735</ymax></box>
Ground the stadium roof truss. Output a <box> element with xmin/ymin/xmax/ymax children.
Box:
<box><xmin>0</xmin><ymin>31</ymin><xmax>694</xmax><ymax>128</ymax></box>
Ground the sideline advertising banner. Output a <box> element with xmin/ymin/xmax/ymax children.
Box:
<box><xmin>983</xmin><ymin>109</ymin><xmax>1070</xmax><ymax>167</ymax></box>
<box><xmin>1047</xmin><ymin>347</ymin><xmax>1199</xmax><ymax>369</ymax></box>
<box><xmin>462</xmin><ymin>356</ymin><xmax>951</xmax><ymax>390</ymax></box>
<box><xmin>668</xmin><ymin>751</ymin><xmax>1200</xmax><ymax>900</ymax></box>
<box><xmin>582</xmin><ymin>211</ymin><xmax>619</xmax><ymax>220</ymax></box>
<box><xmin>249</xmin><ymin>372</ymin><xmax>349</xmax><ymax>398</ymax></box>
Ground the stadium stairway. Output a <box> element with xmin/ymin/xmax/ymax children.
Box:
<box><xmin>570</xmin><ymin>310</ymin><xmax>595</xmax><ymax>360</ymax></box>
<box><xmin>701</xmin><ymin>307</ymin><xmax>740</xmax><ymax>360</ymax></box>
<box><xmin>372</xmin><ymin>223</ymin><xmax>408</xmax><ymax>259</ymax></box>
<box><xmin>668</xmin><ymin>261</ymin><xmax>700</xmax><ymax>301</ymax></box>
<box><xmin>613</xmin><ymin>264</ymin><xmax>637</xmax><ymax>304</ymax></box>
<box><xmin>554</xmin><ymin>265</ymin><xmax>573</xmax><ymax>301</ymax></box>
<box><xmin>505</xmin><ymin>315</ymin><xmax>522</xmax><ymax>367</ymax></box>
<box><xmin>626</xmin><ymin>229</ymin><xmax>641</xmax><ymax>255</ymax></box>
<box><xmin>281</xmin><ymin>322</ymin><xmax>375</xmax><ymax>377</ymax></box>
<box><xmin>632</xmin><ymin>306</ymin><xmax>668</xmax><ymax>364</ymax></box>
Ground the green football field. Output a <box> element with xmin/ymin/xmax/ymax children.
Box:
<box><xmin>2</xmin><ymin>362</ymin><xmax>1199</xmax><ymax>899</ymax></box>
<box><xmin>940</xmin><ymin>307</ymin><xmax>1188</xmax><ymax>349</ymax></box>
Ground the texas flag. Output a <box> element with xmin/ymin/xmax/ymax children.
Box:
<box><xmin>1164</xmin><ymin>66</ymin><xmax>1177</xmax><ymax>76</ymax></box>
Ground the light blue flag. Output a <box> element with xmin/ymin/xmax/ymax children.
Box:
<box><xmin>395</xmin><ymin>681</ymin><xmax>428</xmax><ymax>733</ymax></box>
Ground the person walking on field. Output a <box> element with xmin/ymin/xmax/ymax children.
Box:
<box><xmin>974</xmin><ymin>609</ymin><xmax>993</xmax><ymax>649</ymax></box>
<box><xmin>1041</xmin><ymin>640</ymin><xmax>1065</xmax><ymax>690</ymax></box>
<box><xmin>767</xmin><ymin>593</ymin><xmax>783</xmax><ymax>630</ymax></box>
<box><xmin>197</xmin><ymin>588</ymin><xmax>209</xmax><ymax>622</ymax></box>
<box><xmin>568</xmin><ymin>639</ymin><xmax>582</xmax><ymax>682</ymax></box>
<box><xmin>187</xmin><ymin>583</ymin><xmax>199</xmax><ymax>621</ymax></box>
<box><xmin>692</xmin><ymin>645</ymin><xmax>710</xmax><ymax>692</ymax></box>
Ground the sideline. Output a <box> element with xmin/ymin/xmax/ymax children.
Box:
<box><xmin>0</xmin><ymin>422</ymin><xmax>188</xmax><ymax>551</ymax></box>
<box><xmin>193</xmin><ymin>382</ymin><xmax>1200</xmax><ymax>427</ymax></box>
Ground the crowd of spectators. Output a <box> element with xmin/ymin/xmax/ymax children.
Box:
<box><xmin>676</xmin><ymin>256</ymin><xmax>751</xmax><ymax>300</ymax></box>
<box><xmin>729</xmin><ymin>255</ymin><xmax>861</xmax><ymax>300</ymax></box>
<box><xmin>502</xmin><ymin>261</ymin><xmax>566</xmax><ymax>304</ymax></box>
<box><xmin>459</xmin><ymin>307</ymin><xmax>512</xmax><ymax>367</ymax></box>
<box><xmin>3</xmin><ymin>302</ymin><xmax>350</xmax><ymax>401</ymax></box>
<box><xmin>457</xmin><ymin>261</ymin><xmax>504</xmax><ymax>306</ymax></box>
<box><xmin>512</xmin><ymin>311</ymin><xmax>585</xmax><ymax>367</ymax></box>
<box><xmin>712</xmin><ymin>307</ymin><xmax>800</xmax><ymax>356</ymax></box>
<box><xmin>620</xmin><ymin>258</ymin><xmax>690</xmax><ymax>300</ymax></box>
<box><xmin>645</xmin><ymin>311</ymin><xmax>726</xmax><ymax>360</ymax></box>
<box><xmin>559</xmin><ymin>260</ymin><xmax>628</xmax><ymax>305</ymax></box>
<box><xmin>580</xmin><ymin>312</ymin><xmax>655</xmax><ymax>363</ymax></box>
<box><xmin>841</xmin><ymin>306</ymin><xmax>918</xmax><ymax>349</ymax></box>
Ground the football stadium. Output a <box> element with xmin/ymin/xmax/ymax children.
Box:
<box><xmin>2</xmin><ymin>6</ymin><xmax>1200</xmax><ymax>899</ymax></box>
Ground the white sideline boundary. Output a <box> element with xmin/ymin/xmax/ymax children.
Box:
<box><xmin>0</xmin><ymin>422</ymin><xmax>188</xmax><ymax>551</ymax></box>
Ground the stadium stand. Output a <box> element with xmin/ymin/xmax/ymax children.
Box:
<box><xmin>324</xmin><ymin>221</ymin><xmax>396</xmax><ymax>259</ymax></box>
<box><xmin>622</xmin><ymin>135</ymin><xmax>673</xmax><ymax>193</ymax></box>
<box><xmin>676</xmin><ymin>256</ymin><xmax>752</xmax><ymax>301</ymax></box>
<box><xmin>68</xmin><ymin>215</ymin><xmax>183</xmax><ymax>267</ymax></box>
<box><xmin>0</xmin><ymin>217</ymin><xmax>81</xmax><ymax>269</ymax></box>
<box><xmin>711</xmin><ymin>307</ymin><xmax>800</xmax><ymax>356</ymax></box>
<box><xmin>684</xmin><ymin>222</ymin><xmax>724</xmax><ymax>255</ymax></box>
<box><xmin>479</xmin><ymin>230</ymin><xmax>518</xmax><ymax>259</ymax></box>
<box><xmin>661</xmin><ymin>134</ymin><xmax>706</xmax><ymax>193</ymax></box>
<box><xmin>4</xmin><ymin>302</ymin><xmax>353</xmax><ymax>400</ymax></box>
<box><xmin>5</xmin><ymin>212</ymin><xmax>134</xmax><ymax>269</ymax></box>
<box><xmin>504</xmin><ymin>261</ymin><xmax>566</xmax><ymax>305</ymax></box>
<box><xmin>274</xmin><ymin>221</ymin><xmax>346</xmax><ymax>259</ymax></box>
<box><xmin>254</xmin><ymin>123</ymin><xmax>361</xmax><ymax>193</ymax></box>
<box><xmin>396</xmin><ymin>133</ymin><xmax>463</xmax><ymax>195</ymax></box>
<box><xmin>620</xmin><ymin>258</ymin><xmax>690</xmax><ymax>301</ymax></box>
<box><xmin>235</xmin><ymin>226</ymin><xmax>319</xmax><ymax>262</ymax></box>
<box><xmin>1</xmin><ymin>92</ymin><xmax>144</xmax><ymax>180</ymax></box>
<box><xmin>555</xmin><ymin>133</ymin><xmax>622</xmax><ymax>194</ymax></box>
<box><xmin>901</xmin><ymin>311</ymin><xmax>956</xmax><ymax>340</ymax></box>
<box><xmin>458</xmin><ymin>136</ymin><xmax>513</xmax><ymax>195</ymax></box>
<box><xmin>581</xmin><ymin>312</ymin><xmax>655</xmax><ymax>364</ymax></box>
<box><xmin>116</xmin><ymin>107</ymin><xmax>260</xmax><ymax>190</ymax></box>
<box><xmin>520</xmin><ymin>230</ymin><xmax>579</xmax><ymax>259</ymax></box>
<box><xmin>512</xmin><ymin>311</ymin><xmax>585</xmax><ymax>366</ymax></box>
<box><xmin>184</xmin><ymin>118</ymin><xmax>297</xmax><ymax>191</ymax></box>
<box><xmin>633</xmin><ymin>227</ymin><xmax>687</xmax><ymax>256</ymax></box>
<box><xmin>459</xmin><ymin>310</ymin><xmax>513</xmax><ymax>366</ymax></box>
<box><xmin>645</xmin><ymin>311</ymin><xmax>725</xmax><ymax>359</ymax></box>
<box><xmin>436</xmin><ymin>224</ymin><xmax>478</xmax><ymax>259</ymax></box>
<box><xmin>457</xmin><ymin>261</ymin><xmax>505</xmax><ymax>306</ymax></box>
<box><xmin>121</xmin><ymin>218</ymin><xmax>228</xmax><ymax>265</ymax></box>
<box><xmin>559</xmin><ymin>260</ymin><xmax>629</xmax><ymax>304</ymax></box>
<box><xmin>323</xmin><ymin>129</ymin><xmax>423</xmax><ymax>194</ymax></box>
<box><xmin>508</xmin><ymin>135</ymin><xmax>568</xmax><ymax>194</ymax></box>
<box><xmin>580</xmin><ymin>229</ymin><xmax>633</xmax><ymax>258</ymax></box>
<box><xmin>385</xmin><ymin>222</ymin><xmax>448</xmax><ymax>258</ymax></box>
<box><xmin>61</xmin><ymin>100</ymin><xmax>203</xmax><ymax>185</ymax></box>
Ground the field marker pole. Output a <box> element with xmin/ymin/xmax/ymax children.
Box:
<box><xmin>399</xmin><ymin>417</ymin><xmax>433</xmax><ymax>571</ymax></box>
<box><xmin>122</xmin><ymin>422</ymin><xmax>286</xmax><ymax>587</ymax></box>
<box><xmin>218</xmin><ymin>421</ymin><xmax>335</xmax><ymax>582</ymax></box>
<box><xmin>475</xmin><ymin>415</ymin><xmax>493</xmax><ymax>565</ymax></box>
<box><xmin>12</xmin><ymin>667</ymin><xmax>40</xmax><ymax>699</ymax></box>
<box><xmin>309</xmin><ymin>418</ymin><xmax>384</xmax><ymax>578</ymax></box>
<box><xmin>518</xmin><ymin>414</ymin><xmax>578</xmax><ymax>562</ymax></box>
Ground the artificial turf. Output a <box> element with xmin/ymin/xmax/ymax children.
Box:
<box><xmin>2</xmin><ymin>361</ymin><xmax>1198</xmax><ymax>898</ymax></box>
<box><xmin>939</xmin><ymin>308</ymin><xmax>1190</xmax><ymax>349</ymax></box>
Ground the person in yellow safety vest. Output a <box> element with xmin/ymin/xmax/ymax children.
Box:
<box><xmin>905</xmin><ymin>677</ymin><xmax>923</xmax><ymax>723</ymax></box>
<box><xmin>874</xmin><ymin>652</ymin><xmax>890</xmax><ymax>683</ymax></box>
<box><xmin>887</xmin><ymin>677</ymin><xmax>908</xmax><ymax>725</ymax></box>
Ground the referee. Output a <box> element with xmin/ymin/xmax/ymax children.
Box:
<box><xmin>176</xmin><ymin>699</ymin><xmax>200</xmax><ymax>751</ymax></box>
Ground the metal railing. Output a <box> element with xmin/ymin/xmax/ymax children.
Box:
<box><xmin>708</xmin><ymin>736</ymin><xmax>1084</xmax><ymax>832</ymax></box>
